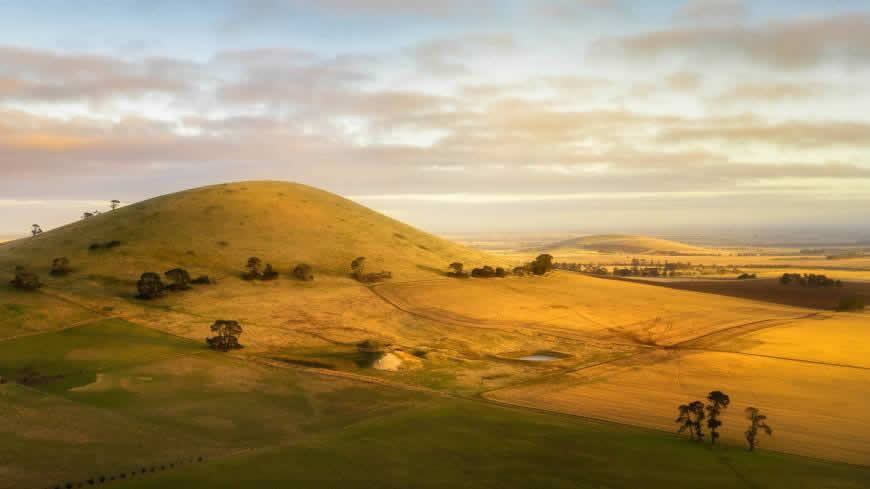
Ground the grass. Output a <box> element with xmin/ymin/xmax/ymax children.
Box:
<box><xmin>0</xmin><ymin>318</ymin><xmax>201</xmax><ymax>393</ymax></box>
<box><xmin>121</xmin><ymin>400</ymin><xmax>870</xmax><ymax>489</ymax></box>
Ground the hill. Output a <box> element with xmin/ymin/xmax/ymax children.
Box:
<box><xmin>538</xmin><ymin>234</ymin><xmax>717</xmax><ymax>256</ymax></box>
<box><xmin>0</xmin><ymin>181</ymin><xmax>492</xmax><ymax>281</ymax></box>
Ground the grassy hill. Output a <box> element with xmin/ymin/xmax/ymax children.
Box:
<box><xmin>0</xmin><ymin>181</ymin><xmax>492</xmax><ymax>281</ymax></box>
<box><xmin>539</xmin><ymin>234</ymin><xmax>717</xmax><ymax>255</ymax></box>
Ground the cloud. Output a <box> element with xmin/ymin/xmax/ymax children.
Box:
<box><xmin>0</xmin><ymin>45</ymin><xmax>199</xmax><ymax>103</ymax></box>
<box><xmin>673</xmin><ymin>0</ymin><xmax>748</xmax><ymax>24</ymax></box>
<box><xmin>711</xmin><ymin>81</ymin><xmax>830</xmax><ymax>103</ymax></box>
<box><xmin>599</xmin><ymin>12</ymin><xmax>870</xmax><ymax>69</ymax></box>
<box><xmin>658</xmin><ymin>120</ymin><xmax>870</xmax><ymax>147</ymax></box>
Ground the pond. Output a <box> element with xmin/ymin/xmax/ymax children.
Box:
<box><xmin>518</xmin><ymin>353</ymin><xmax>564</xmax><ymax>362</ymax></box>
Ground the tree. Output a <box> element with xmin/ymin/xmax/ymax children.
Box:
<box><xmin>495</xmin><ymin>267</ymin><xmax>506</xmax><ymax>278</ymax></box>
<box><xmin>164</xmin><ymin>268</ymin><xmax>191</xmax><ymax>290</ymax></box>
<box><xmin>293</xmin><ymin>263</ymin><xmax>314</xmax><ymax>281</ymax></box>
<box><xmin>136</xmin><ymin>272</ymin><xmax>165</xmax><ymax>299</ymax></box>
<box><xmin>706</xmin><ymin>391</ymin><xmax>731</xmax><ymax>445</ymax></box>
<box><xmin>243</xmin><ymin>257</ymin><xmax>262</xmax><ymax>280</ymax></box>
<box><xmin>110</xmin><ymin>199</ymin><xmax>121</xmax><ymax>210</ymax></box>
<box><xmin>351</xmin><ymin>256</ymin><xmax>366</xmax><ymax>278</ymax></box>
<box><xmin>31</xmin><ymin>224</ymin><xmax>42</xmax><ymax>236</ymax></box>
<box><xmin>449</xmin><ymin>262</ymin><xmax>463</xmax><ymax>274</ymax></box>
<box><xmin>531</xmin><ymin>254</ymin><xmax>554</xmax><ymax>275</ymax></box>
<box><xmin>206</xmin><ymin>320</ymin><xmax>243</xmax><ymax>351</ymax></box>
<box><xmin>10</xmin><ymin>266</ymin><xmax>41</xmax><ymax>290</ymax></box>
<box><xmin>744</xmin><ymin>407</ymin><xmax>772</xmax><ymax>451</ymax></box>
<box><xmin>676</xmin><ymin>400</ymin><xmax>705</xmax><ymax>442</ymax></box>
<box><xmin>50</xmin><ymin>257</ymin><xmax>71</xmax><ymax>276</ymax></box>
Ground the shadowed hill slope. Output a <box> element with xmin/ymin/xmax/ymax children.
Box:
<box><xmin>539</xmin><ymin>234</ymin><xmax>717</xmax><ymax>255</ymax></box>
<box><xmin>0</xmin><ymin>181</ymin><xmax>492</xmax><ymax>281</ymax></box>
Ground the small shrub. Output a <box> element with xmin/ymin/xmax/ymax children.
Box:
<box><xmin>293</xmin><ymin>263</ymin><xmax>314</xmax><ymax>281</ymax></box>
<box><xmin>737</xmin><ymin>273</ymin><xmax>756</xmax><ymax>280</ymax></box>
<box><xmin>88</xmin><ymin>240</ymin><xmax>121</xmax><ymax>251</ymax></box>
<box><xmin>191</xmin><ymin>275</ymin><xmax>213</xmax><ymax>285</ymax></box>
<box><xmin>242</xmin><ymin>257</ymin><xmax>262</xmax><ymax>280</ymax></box>
<box><xmin>357</xmin><ymin>339</ymin><xmax>389</xmax><ymax>353</ymax></box>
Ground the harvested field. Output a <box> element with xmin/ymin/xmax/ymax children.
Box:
<box><xmin>487</xmin><ymin>348</ymin><xmax>870</xmax><ymax>464</ymax></box>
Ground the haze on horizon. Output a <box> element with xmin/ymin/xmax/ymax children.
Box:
<box><xmin>1</xmin><ymin>0</ymin><xmax>869</xmax><ymax>235</ymax></box>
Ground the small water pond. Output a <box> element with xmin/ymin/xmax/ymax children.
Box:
<box><xmin>516</xmin><ymin>351</ymin><xmax>571</xmax><ymax>362</ymax></box>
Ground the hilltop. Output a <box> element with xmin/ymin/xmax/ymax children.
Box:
<box><xmin>0</xmin><ymin>181</ymin><xmax>492</xmax><ymax>281</ymax></box>
<box><xmin>538</xmin><ymin>234</ymin><xmax>718</xmax><ymax>256</ymax></box>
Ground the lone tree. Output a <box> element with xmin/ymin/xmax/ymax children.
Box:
<box><xmin>31</xmin><ymin>224</ymin><xmax>43</xmax><ymax>236</ymax></box>
<box><xmin>164</xmin><ymin>268</ymin><xmax>192</xmax><ymax>291</ymax></box>
<box><xmin>243</xmin><ymin>257</ymin><xmax>263</xmax><ymax>280</ymax></box>
<box><xmin>531</xmin><ymin>254</ymin><xmax>554</xmax><ymax>275</ymax></box>
<box><xmin>449</xmin><ymin>262</ymin><xmax>463</xmax><ymax>274</ymax></box>
<box><xmin>10</xmin><ymin>266</ymin><xmax>41</xmax><ymax>290</ymax></box>
<box><xmin>206</xmin><ymin>320</ymin><xmax>243</xmax><ymax>351</ymax></box>
<box><xmin>676</xmin><ymin>400</ymin><xmax>706</xmax><ymax>442</ymax></box>
<box><xmin>110</xmin><ymin>199</ymin><xmax>121</xmax><ymax>210</ymax></box>
<box><xmin>706</xmin><ymin>391</ymin><xmax>731</xmax><ymax>445</ymax></box>
<box><xmin>744</xmin><ymin>407</ymin><xmax>772</xmax><ymax>451</ymax></box>
<box><xmin>351</xmin><ymin>256</ymin><xmax>366</xmax><ymax>279</ymax></box>
<box><xmin>293</xmin><ymin>263</ymin><xmax>314</xmax><ymax>281</ymax></box>
<box><xmin>136</xmin><ymin>272</ymin><xmax>166</xmax><ymax>299</ymax></box>
<box><xmin>50</xmin><ymin>257</ymin><xmax>71</xmax><ymax>276</ymax></box>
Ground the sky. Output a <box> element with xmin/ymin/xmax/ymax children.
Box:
<box><xmin>1</xmin><ymin>0</ymin><xmax>869</xmax><ymax>235</ymax></box>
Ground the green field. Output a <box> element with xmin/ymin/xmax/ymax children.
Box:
<box><xmin>1</xmin><ymin>319</ymin><xmax>868</xmax><ymax>489</ymax></box>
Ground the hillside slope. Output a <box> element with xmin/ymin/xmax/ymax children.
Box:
<box><xmin>0</xmin><ymin>181</ymin><xmax>492</xmax><ymax>281</ymax></box>
<box><xmin>539</xmin><ymin>234</ymin><xmax>717</xmax><ymax>255</ymax></box>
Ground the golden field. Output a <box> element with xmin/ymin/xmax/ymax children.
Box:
<box><xmin>1</xmin><ymin>181</ymin><xmax>869</xmax><ymax>484</ymax></box>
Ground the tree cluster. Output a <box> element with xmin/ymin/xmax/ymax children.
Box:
<box><xmin>470</xmin><ymin>265</ymin><xmax>506</xmax><ymax>278</ymax></box>
<box><xmin>675</xmin><ymin>390</ymin><xmax>772</xmax><ymax>451</ymax></box>
<box><xmin>779</xmin><ymin>273</ymin><xmax>841</xmax><ymax>287</ymax></box>
<box><xmin>242</xmin><ymin>257</ymin><xmax>279</xmax><ymax>281</ymax></box>
<box><xmin>206</xmin><ymin>319</ymin><xmax>244</xmax><ymax>351</ymax></box>
<box><xmin>137</xmin><ymin>268</ymin><xmax>207</xmax><ymax>299</ymax></box>
<box><xmin>31</xmin><ymin>224</ymin><xmax>43</xmax><ymax>236</ymax></box>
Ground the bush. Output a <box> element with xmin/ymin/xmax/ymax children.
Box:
<box><xmin>357</xmin><ymin>271</ymin><xmax>392</xmax><ymax>283</ymax></box>
<box><xmin>293</xmin><ymin>263</ymin><xmax>314</xmax><ymax>281</ymax></box>
<box><xmin>164</xmin><ymin>268</ymin><xmax>191</xmax><ymax>291</ymax></box>
<box><xmin>530</xmin><ymin>254</ymin><xmax>554</xmax><ymax>275</ymax></box>
<box><xmin>136</xmin><ymin>272</ymin><xmax>166</xmax><ymax>299</ymax></box>
<box><xmin>10</xmin><ymin>266</ymin><xmax>41</xmax><ymax>290</ymax></box>
<box><xmin>50</xmin><ymin>257</ymin><xmax>72</xmax><ymax>276</ymax></box>
<box><xmin>88</xmin><ymin>240</ymin><xmax>121</xmax><ymax>251</ymax></box>
<box><xmin>838</xmin><ymin>294</ymin><xmax>866</xmax><ymax>311</ymax></box>
<box><xmin>191</xmin><ymin>275</ymin><xmax>213</xmax><ymax>285</ymax></box>
<box><xmin>471</xmin><ymin>266</ymin><xmax>496</xmax><ymax>278</ymax></box>
<box><xmin>495</xmin><ymin>267</ymin><xmax>506</xmax><ymax>278</ymax></box>
<box><xmin>261</xmin><ymin>264</ymin><xmax>279</xmax><ymax>280</ymax></box>
<box><xmin>737</xmin><ymin>273</ymin><xmax>756</xmax><ymax>280</ymax></box>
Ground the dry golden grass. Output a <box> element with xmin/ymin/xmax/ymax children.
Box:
<box><xmin>375</xmin><ymin>272</ymin><xmax>809</xmax><ymax>346</ymax></box>
<box><xmin>487</xmin><ymin>348</ymin><xmax>870</xmax><ymax>464</ymax></box>
<box><xmin>0</xmin><ymin>181</ymin><xmax>492</xmax><ymax>283</ymax></box>
<box><xmin>711</xmin><ymin>312</ymin><xmax>870</xmax><ymax>368</ymax></box>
